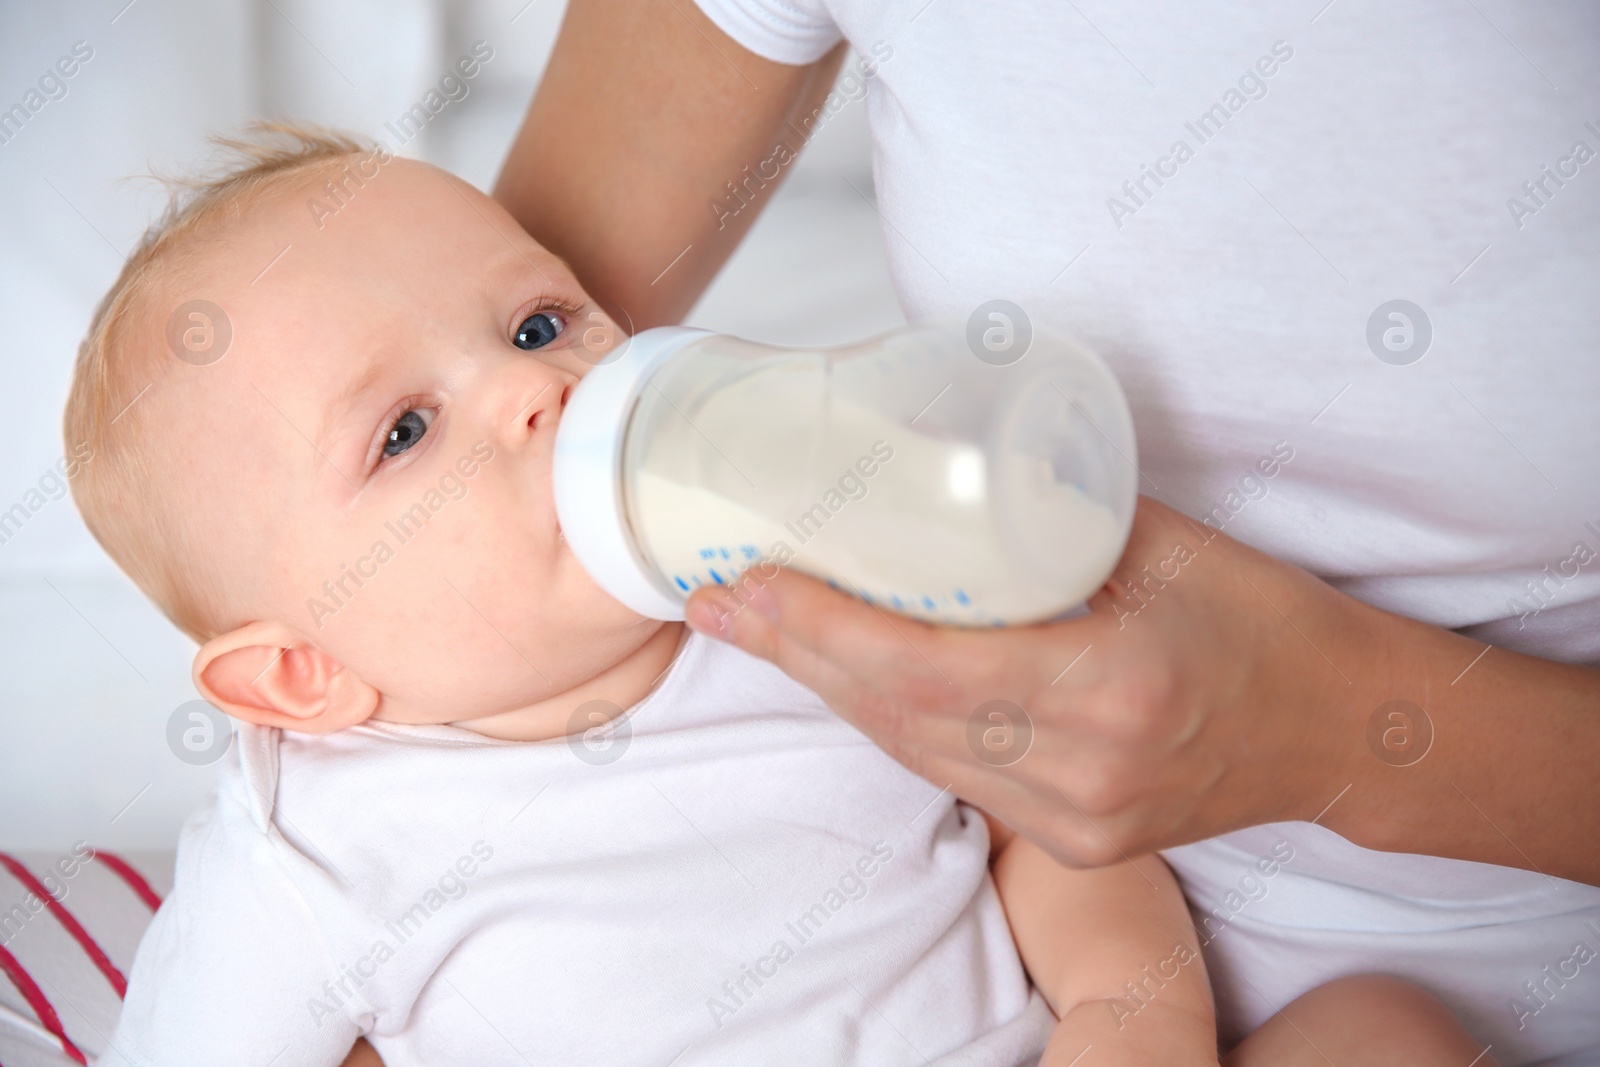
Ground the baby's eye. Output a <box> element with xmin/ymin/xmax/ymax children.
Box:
<box><xmin>514</xmin><ymin>311</ymin><xmax>564</xmax><ymax>350</ymax></box>
<box><xmin>383</xmin><ymin>409</ymin><xmax>434</xmax><ymax>458</ymax></box>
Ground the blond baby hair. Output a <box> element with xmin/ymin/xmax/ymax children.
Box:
<box><xmin>64</xmin><ymin>121</ymin><xmax>379</xmax><ymax>643</ymax></box>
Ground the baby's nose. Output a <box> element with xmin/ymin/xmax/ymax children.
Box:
<box><xmin>509</xmin><ymin>368</ymin><xmax>576</xmax><ymax>441</ymax></box>
<box><xmin>523</xmin><ymin>382</ymin><xmax>574</xmax><ymax>431</ymax></box>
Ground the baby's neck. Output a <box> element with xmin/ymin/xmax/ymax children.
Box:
<box><xmin>442</xmin><ymin>621</ymin><xmax>689</xmax><ymax>743</ymax></box>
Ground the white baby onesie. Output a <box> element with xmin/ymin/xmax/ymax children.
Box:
<box><xmin>98</xmin><ymin>632</ymin><xmax>1054</xmax><ymax>1066</ymax></box>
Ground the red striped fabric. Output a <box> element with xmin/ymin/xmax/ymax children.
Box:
<box><xmin>0</xmin><ymin>941</ymin><xmax>87</xmax><ymax>1065</ymax></box>
<box><xmin>90</xmin><ymin>852</ymin><xmax>163</xmax><ymax>913</ymax></box>
<box><xmin>0</xmin><ymin>854</ymin><xmax>126</xmax><ymax>999</ymax></box>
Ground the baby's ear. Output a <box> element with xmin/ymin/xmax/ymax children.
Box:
<box><xmin>194</xmin><ymin>621</ymin><xmax>379</xmax><ymax>734</ymax></box>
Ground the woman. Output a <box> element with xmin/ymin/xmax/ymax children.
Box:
<box><xmin>493</xmin><ymin>1</ymin><xmax>1600</xmax><ymax>1060</ymax></box>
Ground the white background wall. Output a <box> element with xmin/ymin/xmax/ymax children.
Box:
<box><xmin>0</xmin><ymin>0</ymin><xmax>902</xmax><ymax>850</ymax></box>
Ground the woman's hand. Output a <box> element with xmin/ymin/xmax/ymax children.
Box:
<box><xmin>684</xmin><ymin>497</ymin><xmax>1600</xmax><ymax>882</ymax></box>
<box><xmin>686</xmin><ymin>496</ymin><xmax>1350</xmax><ymax>864</ymax></box>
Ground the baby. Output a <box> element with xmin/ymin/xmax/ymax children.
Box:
<box><xmin>68</xmin><ymin>125</ymin><xmax>1488</xmax><ymax>1066</ymax></box>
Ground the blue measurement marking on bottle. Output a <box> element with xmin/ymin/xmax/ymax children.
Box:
<box><xmin>837</xmin><ymin>580</ymin><xmax>1006</xmax><ymax>626</ymax></box>
<box><xmin>672</xmin><ymin>546</ymin><xmax>1009</xmax><ymax>624</ymax></box>
<box><xmin>675</xmin><ymin>546</ymin><xmax>773</xmax><ymax>591</ymax></box>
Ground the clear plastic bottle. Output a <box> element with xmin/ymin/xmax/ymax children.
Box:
<box><xmin>552</xmin><ymin>324</ymin><xmax>1137</xmax><ymax>627</ymax></box>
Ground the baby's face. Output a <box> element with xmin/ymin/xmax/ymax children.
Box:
<box><xmin>150</xmin><ymin>157</ymin><xmax>659</xmax><ymax>732</ymax></box>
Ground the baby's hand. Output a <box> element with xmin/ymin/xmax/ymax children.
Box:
<box><xmin>1037</xmin><ymin>996</ymin><xmax>1219</xmax><ymax>1067</ymax></box>
<box><xmin>340</xmin><ymin>1038</ymin><xmax>383</xmax><ymax>1067</ymax></box>
<box><xmin>986</xmin><ymin>816</ymin><xmax>1219</xmax><ymax>1065</ymax></box>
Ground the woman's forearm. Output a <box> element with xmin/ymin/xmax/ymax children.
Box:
<box><xmin>1320</xmin><ymin>592</ymin><xmax>1600</xmax><ymax>884</ymax></box>
<box><xmin>493</xmin><ymin>0</ymin><xmax>845</xmax><ymax>329</ymax></box>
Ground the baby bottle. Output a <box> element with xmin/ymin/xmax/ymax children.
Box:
<box><xmin>551</xmin><ymin>323</ymin><xmax>1137</xmax><ymax>627</ymax></box>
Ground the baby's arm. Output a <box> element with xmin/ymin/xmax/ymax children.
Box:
<box><xmin>984</xmin><ymin>812</ymin><xmax>1218</xmax><ymax>1066</ymax></box>
<box><xmin>340</xmin><ymin>1038</ymin><xmax>384</xmax><ymax>1066</ymax></box>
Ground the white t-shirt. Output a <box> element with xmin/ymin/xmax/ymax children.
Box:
<box><xmin>692</xmin><ymin>1</ymin><xmax>1600</xmax><ymax>1062</ymax></box>
<box><xmin>98</xmin><ymin>633</ymin><xmax>1053</xmax><ymax>1067</ymax></box>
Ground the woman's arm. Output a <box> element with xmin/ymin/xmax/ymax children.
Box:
<box><xmin>985</xmin><ymin>813</ymin><xmax>1217</xmax><ymax>1065</ymax></box>
<box><xmin>494</xmin><ymin>0</ymin><xmax>846</xmax><ymax>329</ymax></box>
<box><xmin>685</xmin><ymin>496</ymin><xmax>1600</xmax><ymax>885</ymax></box>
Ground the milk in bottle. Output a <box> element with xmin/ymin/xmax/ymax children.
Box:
<box><xmin>552</xmin><ymin>325</ymin><xmax>1137</xmax><ymax>626</ymax></box>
